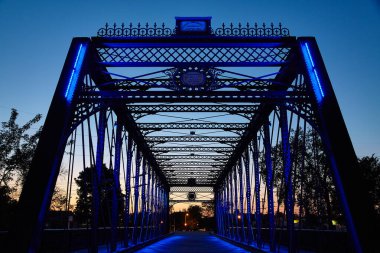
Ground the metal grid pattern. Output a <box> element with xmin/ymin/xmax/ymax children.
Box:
<box><xmin>96</xmin><ymin>46</ymin><xmax>291</xmax><ymax>65</ymax></box>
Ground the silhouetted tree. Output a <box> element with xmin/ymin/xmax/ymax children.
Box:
<box><xmin>358</xmin><ymin>155</ymin><xmax>380</xmax><ymax>216</ymax></box>
<box><xmin>186</xmin><ymin>205</ymin><xmax>202</xmax><ymax>229</ymax></box>
<box><xmin>259</xmin><ymin>128</ymin><xmax>341</xmax><ymax>228</ymax></box>
<box><xmin>50</xmin><ymin>187</ymin><xmax>69</xmax><ymax>211</ymax></box>
<box><xmin>201</xmin><ymin>202</ymin><xmax>214</xmax><ymax>217</ymax></box>
<box><xmin>0</xmin><ymin>108</ymin><xmax>41</xmax><ymax>228</ymax></box>
<box><xmin>74</xmin><ymin>165</ymin><xmax>123</xmax><ymax>226</ymax></box>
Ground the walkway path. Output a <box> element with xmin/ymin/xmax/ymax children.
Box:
<box><xmin>134</xmin><ymin>231</ymin><xmax>250</xmax><ymax>253</ymax></box>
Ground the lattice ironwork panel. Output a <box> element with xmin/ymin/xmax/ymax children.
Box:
<box><xmin>169</xmin><ymin>179</ymin><xmax>215</xmax><ymax>184</ymax></box>
<box><xmin>169</xmin><ymin>192</ymin><xmax>214</xmax><ymax>202</ymax></box>
<box><xmin>80</xmin><ymin>90</ymin><xmax>309</xmax><ymax>103</ymax></box>
<box><xmin>146</xmin><ymin>136</ymin><xmax>241</xmax><ymax>143</ymax></box>
<box><xmin>286</xmin><ymin>102</ymin><xmax>318</xmax><ymax>129</ymax></box>
<box><xmin>163</xmin><ymin>168</ymin><xmax>221</xmax><ymax>171</ymax></box>
<box><xmin>151</xmin><ymin>146</ymin><xmax>234</xmax><ymax>153</ymax></box>
<box><xmin>166</xmin><ymin>174</ymin><xmax>219</xmax><ymax>179</ymax></box>
<box><xmin>170</xmin><ymin>186</ymin><xmax>214</xmax><ymax>192</ymax></box>
<box><xmin>70</xmin><ymin>101</ymin><xmax>102</xmax><ymax>131</ymax></box>
<box><xmin>160</xmin><ymin>161</ymin><xmax>224</xmax><ymax>166</ymax></box>
<box><xmin>156</xmin><ymin>155</ymin><xmax>229</xmax><ymax>161</ymax></box>
<box><xmin>96</xmin><ymin>46</ymin><xmax>291</xmax><ymax>65</ymax></box>
<box><xmin>109</xmin><ymin>79</ymin><xmax>275</xmax><ymax>91</ymax></box>
<box><xmin>126</xmin><ymin>104</ymin><xmax>259</xmax><ymax>113</ymax></box>
<box><xmin>138</xmin><ymin>123</ymin><xmax>247</xmax><ymax>130</ymax></box>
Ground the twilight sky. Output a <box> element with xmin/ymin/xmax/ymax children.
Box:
<box><xmin>0</xmin><ymin>0</ymin><xmax>379</xmax><ymax>157</ymax></box>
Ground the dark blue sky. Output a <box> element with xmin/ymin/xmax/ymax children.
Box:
<box><xmin>0</xmin><ymin>0</ymin><xmax>379</xmax><ymax>156</ymax></box>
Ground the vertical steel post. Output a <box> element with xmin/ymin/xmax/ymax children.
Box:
<box><xmin>154</xmin><ymin>175</ymin><xmax>159</xmax><ymax>237</ymax></box>
<box><xmin>252</xmin><ymin>138</ymin><xmax>262</xmax><ymax>248</ymax></box>
<box><xmin>139</xmin><ymin>158</ymin><xmax>147</xmax><ymax>242</ymax></box>
<box><xmin>157</xmin><ymin>185</ymin><xmax>162</xmax><ymax>235</ymax></box>
<box><xmin>238</xmin><ymin>157</ymin><xmax>246</xmax><ymax>243</ymax></box>
<box><xmin>215</xmin><ymin>190</ymin><xmax>221</xmax><ymax>235</ymax></box>
<box><xmin>222</xmin><ymin>183</ymin><xmax>227</xmax><ymax>237</ymax></box>
<box><xmin>164</xmin><ymin>188</ymin><xmax>169</xmax><ymax>234</ymax></box>
<box><xmin>160</xmin><ymin>188</ymin><xmax>164</xmax><ymax>235</ymax></box>
<box><xmin>124</xmin><ymin>136</ymin><xmax>133</xmax><ymax>247</ymax></box>
<box><xmin>223</xmin><ymin>182</ymin><xmax>229</xmax><ymax>237</ymax></box>
<box><xmin>233</xmin><ymin>166</ymin><xmax>240</xmax><ymax>241</ymax></box>
<box><xmin>228</xmin><ymin>171</ymin><xmax>235</xmax><ymax>240</ymax></box>
<box><xmin>221</xmin><ymin>186</ymin><xmax>226</xmax><ymax>236</ymax></box>
<box><xmin>221</xmin><ymin>187</ymin><xmax>226</xmax><ymax>236</ymax></box>
<box><xmin>218</xmin><ymin>186</ymin><xmax>222</xmax><ymax>235</ymax></box>
<box><xmin>225</xmin><ymin>181</ymin><xmax>229</xmax><ymax>237</ymax></box>
<box><xmin>279</xmin><ymin>107</ymin><xmax>295</xmax><ymax>252</ymax></box>
<box><xmin>91</xmin><ymin>109</ymin><xmax>107</xmax><ymax>253</ymax></box>
<box><xmin>264</xmin><ymin>121</ymin><xmax>275</xmax><ymax>251</ymax></box>
<box><xmin>149</xmin><ymin>172</ymin><xmax>155</xmax><ymax>240</ymax></box>
<box><xmin>111</xmin><ymin>120</ymin><xmax>122</xmax><ymax>251</ymax></box>
<box><xmin>132</xmin><ymin>150</ymin><xmax>141</xmax><ymax>244</ymax></box>
<box><xmin>244</xmin><ymin>149</ymin><xmax>253</xmax><ymax>245</ymax></box>
<box><xmin>144</xmin><ymin>163</ymin><xmax>151</xmax><ymax>242</ymax></box>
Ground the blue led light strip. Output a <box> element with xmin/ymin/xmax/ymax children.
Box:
<box><xmin>301</xmin><ymin>42</ymin><xmax>325</xmax><ymax>102</ymax></box>
<box><xmin>64</xmin><ymin>43</ymin><xmax>87</xmax><ymax>102</ymax></box>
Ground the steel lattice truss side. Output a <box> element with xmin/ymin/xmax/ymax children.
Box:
<box><xmin>95</xmin><ymin>45</ymin><xmax>291</xmax><ymax>66</ymax></box>
<box><xmin>10</xmin><ymin>18</ymin><xmax>376</xmax><ymax>253</ymax></box>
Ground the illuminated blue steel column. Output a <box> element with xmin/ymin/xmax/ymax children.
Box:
<box><xmin>222</xmin><ymin>183</ymin><xmax>228</xmax><ymax>237</ymax></box>
<box><xmin>233</xmin><ymin>167</ymin><xmax>240</xmax><ymax>241</ymax></box>
<box><xmin>153</xmin><ymin>175</ymin><xmax>159</xmax><ymax>237</ymax></box>
<box><xmin>221</xmin><ymin>186</ymin><xmax>227</xmax><ymax>237</ymax></box>
<box><xmin>91</xmin><ymin>109</ymin><xmax>107</xmax><ymax>253</ymax></box>
<box><xmin>8</xmin><ymin>38</ymin><xmax>89</xmax><ymax>253</ymax></box>
<box><xmin>215</xmin><ymin>190</ymin><xmax>220</xmax><ymax>234</ymax></box>
<box><xmin>162</xmin><ymin>187</ymin><xmax>166</xmax><ymax>234</ymax></box>
<box><xmin>223</xmin><ymin>182</ymin><xmax>230</xmax><ymax>237</ymax></box>
<box><xmin>279</xmin><ymin>107</ymin><xmax>295</xmax><ymax>252</ymax></box>
<box><xmin>244</xmin><ymin>149</ymin><xmax>253</xmax><ymax>245</ymax></box>
<box><xmin>251</xmin><ymin>139</ymin><xmax>262</xmax><ymax>248</ymax></box>
<box><xmin>157</xmin><ymin>184</ymin><xmax>162</xmax><ymax>235</ymax></box>
<box><xmin>228</xmin><ymin>171</ymin><xmax>235</xmax><ymax>239</ymax></box>
<box><xmin>158</xmin><ymin>184</ymin><xmax>163</xmax><ymax>236</ymax></box>
<box><xmin>139</xmin><ymin>158</ymin><xmax>147</xmax><ymax>242</ymax></box>
<box><xmin>149</xmin><ymin>172</ymin><xmax>155</xmax><ymax>239</ymax></box>
<box><xmin>132</xmin><ymin>150</ymin><xmax>141</xmax><ymax>244</ymax></box>
<box><xmin>124</xmin><ymin>136</ymin><xmax>133</xmax><ymax>247</ymax></box>
<box><xmin>238</xmin><ymin>157</ymin><xmax>246</xmax><ymax>243</ymax></box>
<box><xmin>263</xmin><ymin>121</ymin><xmax>275</xmax><ymax>252</ymax></box>
<box><xmin>216</xmin><ymin>190</ymin><xmax>222</xmax><ymax>236</ymax></box>
<box><xmin>223</xmin><ymin>185</ymin><xmax>228</xmax><ymax>236</ymax></box>
<box><xmin>149</xmin><ymin>173</ymin><xmax>155</xmax><ymax>239</ymax></box>
<box><xmin>144</xmin><ymin>163</ymin><xmax>151</xmax><ymax>241</ymax></box>
<box><xmin>299</xmin><ymin>37</ymin><xmax>377</xmax><ymax>253</ymax></box>
<box><xmin>111</xmin><ymin>120</ymin><xmax>123</xmax><ymax>252</ymax></box>
<box><xmin>165</xmin><ymin>189</ymin><xmax>170</xmax><ymax>233</ymax></box>
<box><xmin>224</xmin><ymin>180</ymin><xmax>229</xmax><ymax>237</ymax></box>
<box><xmin>164</xmin><ymin>188</ymin><xmax>169</xmax><ymax>234</ymax></box>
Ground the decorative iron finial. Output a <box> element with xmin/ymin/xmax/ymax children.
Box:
<box><xmin>97</xmin><ymin>21</ymin><xmax>290</xmax><ymax>37</ymax></box>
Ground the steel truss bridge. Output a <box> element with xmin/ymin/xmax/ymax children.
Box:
<box><xmin>7</xmin><ymin>17</ymin><xmax>377</xmax><ymax>252</ymax></box>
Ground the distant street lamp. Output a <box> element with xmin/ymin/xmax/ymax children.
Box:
<box><xmin>185</xmin><ymin>213</ymin><xmax>189</xmax><ymax>229</ymax></box>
